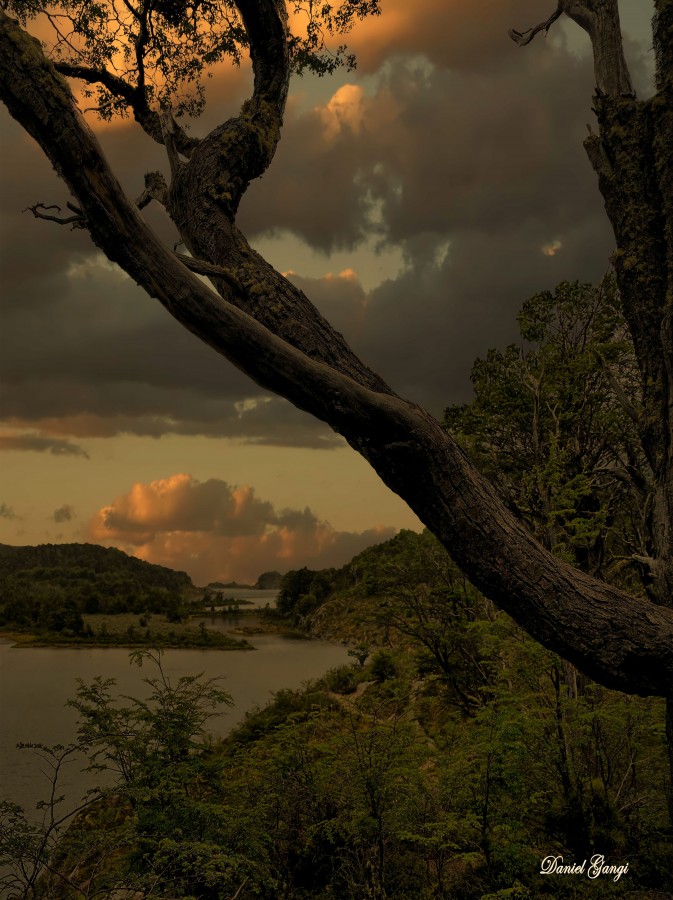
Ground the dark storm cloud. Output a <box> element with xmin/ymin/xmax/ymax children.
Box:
<box><xmin>241</xmin><ymin>39</ymin><xmax>605</xmax><ymax>250</ymax></box>
<box><xmin>238</xmin><ymin>21</ymin><xmax>652</xmax><ymax>412</ymax></box>
<box><xmin>1</xmin><ymin>3</ymin><xmax>654</xmax><ymax>439</ymax></box>
<box><xmin>0</xmin><ymin>117</ymin><xmax>337</xmax><ymax>446</ymax></box>
<box><xmin>343</xmin><ymin>0</ymin><xmax>558</xmax><ymax>75</ymax></box>
<box><xmin>0</xmin><ymin>433</ymin><xmax>90</xmax><ymax>458</ymax></box>
<box><xmin>359</xmin><ymin>217</ymin><xmax>615</xmax><ymax>412</ymax></box>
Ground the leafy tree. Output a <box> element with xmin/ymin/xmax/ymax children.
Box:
<box><xmin>0</xmin><ymin>0</ymin><xmax>672</xmax><ymax>761</ymax></box>
<box><xmin>2</xmin><ymin>626</ymin><xmax>671</xmax><ymax>897</ymax></box>
<box><xmin>277</xmin><ymin>566</ymin><xmax>335</xmax><ymax>622</ymax></box>
<box><xmin>445</xmin><ymin>278</ymin><xmax>650</xmax><ymax>592</ymax></box>
<box><xmin>0</xmin><ymin>650</ymin><xmax>254</xmax><ymax>899</ymax></box>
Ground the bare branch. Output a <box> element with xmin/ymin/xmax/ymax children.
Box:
<box><xmin>633</xmin><ymin>554</ymin><xmax>657</xmax><ymax>572</ymax></box>
<box><xmin>509</xmin><ymin>2</ymin><xmax>564</xmax><ymax>46</ymax></box>
<box><xmin>160</xmin><ymin>108</ymin><xmax>185</xmax><ymax>177</ymax></box>
<box><xmin>174</xmin><ymin>252</ymin><xmax>242</xmax><ymax>290</ymax></box>
<box><xmin>593</xmin><ymin>348</ymin><xmax>642</xmax><ymax>430</ymax></box>
<box><xmin>135</xmin><ymin>170</ymin><xmax>169</xmax><ymax>210</ymax></box>
<box><xmin>24</xmin><ymin>202</ymin><xmax>86</xmax><ymax>229</ymax></box>
<box><xmin>510</xmin><ymin>0</ymin><xmax>634</xmax><ymax>97</ymax></box>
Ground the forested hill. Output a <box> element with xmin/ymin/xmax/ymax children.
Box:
<box><xmin>0</xmin><ymin>542</ymin><xmax>192</xmax><ymax>592</ymax></box>
<box><xmin>0</xmin><ymin>543</ymin><xmax>193</xmax><ymax>626</ymax></box>
<box><xmin>276</xmin><ymin>529</ymin><xmax>452</xmax><ymax>642</ymax></box>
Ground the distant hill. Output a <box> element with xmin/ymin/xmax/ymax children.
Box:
<box><xmin>0</xmin><ymin>543</ymin><xmax>194</xmax><ymax>626</ymax></box>
<box><xmin>206</xmin><ymin>571</ymin><xmax>283</xmax><ymax>591</ymax></box>
<box><xmin>0</xmin><ymin>542</ymin><xmax>192</xmax><ymax>592</ymax></box>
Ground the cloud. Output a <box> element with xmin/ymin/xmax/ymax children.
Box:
<box><xmin>0</xmin><ymin>432</ymin><xmax>90</xmax><ymax>458</ymax></box>
<box><xmin>0</xmin><ymin>2</ymin><xmax>655</xmax><ymax>445</ymax></box>
<box><xmin>87</xmin><ymin>474</ymin><xmax>396</xmax><ymax>584</ymax></box>
<box><xmin>341</xmin><ymin>0</ymin><xmax>552</xmax><ymax>75</ymax></box>
<box><xmin>0</xmin><ymin>503</ymin><xmax>18</xmax><ymax>520</ymax></box>
<box><xmin>52</xmin><ymin>504</ymin><xmax>75</xmax><ymax>523</ymax></box>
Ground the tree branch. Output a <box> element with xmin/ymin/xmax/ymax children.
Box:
<box><xmin>135</xmin><ymin>170</ymin><xmax>169</xmax><ymax>210</ymax></box>
<box><xmin>2</xmin><ymin>9</ymin><xmax>673</xmax><ymax>698</ymax></box>
<box><xmin>53</xmin><ymin>60</ymin><xmax>198</xmax><ymax>157</ymax></box>
<box><xmin>174</xmin><ymin>252</ymin><xmax>242</xmax><ymax>290</ymax></box>
<box><xmin>510</xmin><ymin>0</ymin><xmax>634</xmax><ymax>97</ymax></box>
<box><xmin>24</xmin><ymin>201</ymin><xmax>86</xmax><ymax>228</ymax></box>
<box><xmin>508</xmin><ymin>2</ymin><xmax>564</xmax><ymax>47</ymax></box>
<box><xmin>593</xmin><ymin>348</ymin><xmax>642</xmax><ymax>429</ymax></box>
<box><xmin>169</xmin><ymin>0</ymin><xmax>291</xmax><ymax>218</ymax></box>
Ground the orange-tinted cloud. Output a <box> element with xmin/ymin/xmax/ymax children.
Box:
<box><xmin>88</xmin><ymin>474</ymin><xmax>395</xmax><ymax>584</ymax></box>
<box><xmin>344</xmin><ymin>0</ymin><xmax>546</xmax><ymax>73</ymax></box>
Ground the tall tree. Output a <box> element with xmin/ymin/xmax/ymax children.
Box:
<box><xmin>445</xmin><ymin>277</ymin><xmax>651</xmax><ymax>591</ymax></box>
<box><xmin>0</xmin><ymin>0</ymin><xmax>671</xmax><ymax>715</ymax></box>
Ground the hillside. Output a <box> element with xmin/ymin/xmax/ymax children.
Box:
<box><xmin>276</xmin><ymin>529</ymin><xmax>460</xmax><ymax>643</ymax></box>
<box><xmin>0</xmin><ymin>542</ymin><xmax>194</xmax><ymax>629</ymax></box>
<box><xmin>14</xmin><ymin>529</ymin><xmax>671</xmax><ymax>899</ymax></box>
<box><xmin>0</xmin><ymin>542</ymin><xmax>193</xmax><ymax>591</ymax></box>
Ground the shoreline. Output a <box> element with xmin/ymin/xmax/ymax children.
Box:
<box><xmin>0</xmin><ymin>630</ymin><xmax>255</xmax><ymax>650</ymax></box>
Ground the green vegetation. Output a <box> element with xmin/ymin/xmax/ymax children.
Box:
<box><xmin>0</xmin><ymin>543</ymin><xmax>194</xmax><ymax>640</ymax></box>
<box><xmin>2</xmin><ymin>619</ymin><xmax>669</xmax><ymax>898</ymax></box>
<box><xmin>6</xmin><ymin>611</ymin><xmax>252</xmax><ymax>650</ymax></box>
<box><xmin>0</xmin><ymin>544</ymin><xmax>281</xmax><ymax>647</ymax></box>
<box><xmin>444</xmin><ymin>277</ymin><xmax>647</xmax><ymax>590</ymax></box>
<box><xmin>2</xmin><ymin>281</ymin><xmax>671</xmax><ymax>897</ymax></box>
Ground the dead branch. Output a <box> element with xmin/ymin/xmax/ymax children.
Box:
<box><xmin>136</xmin><ymin>170</ymin><xmax>169</xmax><ymax>209</ymax></box>
<box><xmin>174</xmin><ymin>252</ymin><xmax>243</xmax><ymax>290</ymax></box>
<box><xmin>24</xmin><ymin>201</ymin><xmax>86</xmax><ymax>228</ymax></box>
<box><xmin>509</xmin><ymin>2</ymin><xmax>564</xmax><ymax>46</ymax></box>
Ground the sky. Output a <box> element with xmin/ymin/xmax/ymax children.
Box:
<box><xmin>0</xmin><ymin>0</ymin><xmax>655</xmax><ymax>585</ymax></box>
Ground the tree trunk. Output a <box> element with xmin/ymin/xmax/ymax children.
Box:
<box><xmin>1</xmin><ymin>6</ymin><xmax>673</xmax><ymax>702</ymax></box>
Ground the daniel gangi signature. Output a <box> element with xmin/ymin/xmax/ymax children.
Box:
<box><xmin>540</xmin><ymin>854</ymin><xmax>629</xmax><ymax>882</ymax></box>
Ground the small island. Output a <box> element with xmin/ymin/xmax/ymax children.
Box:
<box><xmin>0</xmin><ymin>543</ymin><xmax>271</xmax><ymax>649</ymax></box>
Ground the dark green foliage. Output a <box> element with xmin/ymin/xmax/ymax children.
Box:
<box><xmin>0</xmin><ymin>542</ymin><xmax>193</xmax><ymax>632</ymax></box>
<box><xmin>324</xmin><ymin>663</ymin><xmax>360</xmax><ymax>694</ymax></box>
<box><xmin>277</xmin><ymin>565</ymin><xmax>336</xmax><ymax>622</ymax></box>
<box><xmin>370</xmin><ymin>649</ymin><xmax>397</xmax><ymax>682</ymax></box>
<box><xmin>2</xmin><ymin>601</ymin><xmax>671</xmax><ymax>898</ymax></box>
<box><xmin>444</xmin><ymin>278</ymin><xmax>649</xmax><ymax>590</ymax></box>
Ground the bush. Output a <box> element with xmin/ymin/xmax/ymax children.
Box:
<box><xmin>370</xmin><ymin>650</ymin><xmax>397</xmax><ymax>682</ymax></box>
<box><xmin>324</xmin><ymin>664</ymin><xmax>359</xmax><ymax>695</ymax></box>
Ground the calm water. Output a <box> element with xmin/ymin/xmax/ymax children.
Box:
<box><xmin>206</xmin><ymin>588</ymin><xmax>279</xmax><ymax>609</ymax></box>
<box><xmin>0</xmin><ymin>631</ymin><xmax>349</xmax><ymax>818</ymax></box>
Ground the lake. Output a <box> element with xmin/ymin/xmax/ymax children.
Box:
<box><xmin>0</xmin><ymin>613</ymin><xmax>350</xmax><ymax>818</ymax></box>
<box><xmin>203</xmin><ymin>587</ymin><xmax>280</xmax><ymax>609</ymax></box>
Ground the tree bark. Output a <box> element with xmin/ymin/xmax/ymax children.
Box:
<box><xmin>512</xmin><ymin>0</ymin><xmax>673</xmax><ymax>817</ymax></box>
<box><xmin>1</xmin><ymin>9</ymin><xmax>673</xmax><ymax>704</ymax></box>
<box><xmin>573</xmin><ymin>2</ymin><xmax>673</xmax><ymax>611</ymax></box>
